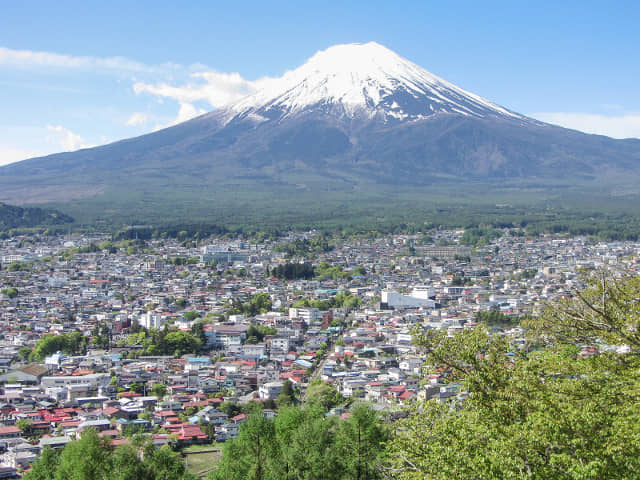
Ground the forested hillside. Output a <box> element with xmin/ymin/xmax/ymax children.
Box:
<box><xmin>0</xmin><ymin>202</ymin><xmax>73</xmax><ymax>231</ymax></box>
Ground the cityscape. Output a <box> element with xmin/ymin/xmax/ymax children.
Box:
<box><xmin>0</xmin><ymin>229</ymin><xmax>637</xmax><ymax>477</ymax></box>
<box><xmin>2</xmin><ymin>2</ymin><xmax>640</xmax><ymax>478</ymax></box>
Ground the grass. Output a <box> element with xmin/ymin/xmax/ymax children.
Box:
<box><xmin>184</xmin><ymin>445</ymin><xmax>223</xmax><ymax>478</ymax></box>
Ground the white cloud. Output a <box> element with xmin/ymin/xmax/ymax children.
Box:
<box><xmin>0</xmin><ymin>146</ymin><xmax>42</xmax><ymax>166</ymax></box>
<box><xmin>174</xmin><ymin>102</ymin><xmax>206</xmax><ymax>123</ymax></box>
<box><xmin>0</xmin><ymin>46</ymin><xmax>158</xmax><ymax>73</ymax></box>
<box><xmin>126</xmin><ymin>112</ymin><xmax>152</xmax><ymax>126</ymax></box>
<box><xmin>46</xmin><ymin>125</ymin><xmax>93</xmax><ymax>151</ymax></box>
<box><xmin>152</xmin><ymin>102</ymin><xmax>207</xmax><ymax>131</ymax></box>
<box><xmin>133</xmin><ymin>71</ymin><xmax>263</xmax><ymax>109</ymax></box>
<box><xmin>0</xmin><ymin>46</ymin><xmax>272</xmax><ymax>137</ymax></box>
<box><xmin>531</xmin><ymin>112</ymin><xmax>640</xmax><ymax>139</ymax></box>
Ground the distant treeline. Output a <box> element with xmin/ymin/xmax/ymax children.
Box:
<box><xmin>0</xmin><ymin>202</ymin><xmax>73</xmax><ymax>232</ymax></box>
<box><xmin>274</xmin><ymin>235</ymin><xmax>332</xmax><ymax>256</ymax></box>
<box><xmin>7</xmin><ymin>200</ymin><xmax>640</xmax><ymax>243</ymax></box>
<box><xmin>113</xmin><ymin>223</ymin><xmax>230</xmax><ymax>241</ymax></box>
<box><xmin>268</xmin><ymin>262</ymin><xmax>315</xmax><ymax>280</ymax></box>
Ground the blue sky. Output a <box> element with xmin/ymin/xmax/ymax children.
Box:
<box><xmin>1</xmin><ymin>0</ymin><xmax>639</xmax><ymax>165</ymax></box>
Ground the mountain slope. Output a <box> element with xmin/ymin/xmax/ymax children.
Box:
<box><xmin>1</xmin><ymin>42</ymin><xmax>639</xmax><ymax>214</ymax></box>
<box><xmin>0</xmin><ymin>202</ymin><xmax>74</xmax><ymax>231</ymax></box>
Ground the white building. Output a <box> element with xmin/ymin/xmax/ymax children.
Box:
<box><xmin>137</xmin><ymin>312</ymin><xmax>165</xmax><ymax>329</ymax></box>
<box><xmin>381</xmin><ymin>285</ymin><xmax>436</xmax><ymax>309</ymax></box>
<box><xmin>259</xmin><ymin>381</ymin><xmax>283</xmax><ymax>400</ymax></box>
<box><xmin>288</xmin><ymin>308</ymin><xmax>320</xmax><ymax>321</ymax></box>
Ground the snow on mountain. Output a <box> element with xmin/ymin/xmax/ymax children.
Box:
<box><xmin>228</xmin><ymin>42</ymin><xmax>523</xmax><ymax>122</ymax></box>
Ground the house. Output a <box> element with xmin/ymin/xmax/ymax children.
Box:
<box><xmin>0</xmin><ymin>427</ymin><xmax>21</xmax><ymax>441</ymax></box>
<box><xmin>0</xmin><ymin>365</ymin><xmax>49</xmax><ymax>385</ymax></box>
<box><xmin>195</xmin><ymin>406</ymin><xmax>228</xmax><ymax>426</ymax></box>
<box><xmin>209</xmin><ymin>325</ymin><xmax>248</xmax><ymax>349</ymax></box>
<box><xmin>258</xmin><ymin>381</ymin><xmax>283</xmax><ymax>400</ymax></box>
<box><xmin>39</xmin><ymin>436</ymin><xmax>72</xmax><ymax>450</ymax></box>
<box><xmin>215</xmin><ymin>422</ymin><xmax>239</xmax><ymax>442</ymax></box>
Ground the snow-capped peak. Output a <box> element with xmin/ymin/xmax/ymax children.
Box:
<box><xmin>229</xmin><ymin>42</ymin><xmax>522</xmax><ymax>122</ymax></box>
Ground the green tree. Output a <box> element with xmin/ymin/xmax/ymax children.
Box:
<box><xmin>276</xmin><ymin>380</ymin><xmax>296</xmax><ymax>407</ymax></box>
<box><xmin>53</xmin><ymin>429</ymin><xmax>113</xmax><ymax>480</ymax></box>
<box><xmin>24</xmin><ymin>446</ymin><xmax>58</xmax><ymax>480</ymax></box>
<box><xmin>110</xmin><ymin>444</ymin><xmax>152</xmax><ymax>480</ymax></box>
<box><xmin>211</xmin><ymin>411</ymin><xmax>276</xmax><ymax>480</ymax></box>
<box><xmin>277</xmin><ymin>409</ymin><xmax>340</xmax><ymax>480</ymax></box>
<box><xmin>387</xmin><ymin>271</ymin><xmax>640</xmax><ymax>480</ymax></box>
<box><xmin>305</xmin><ymin>379</ymin><xmax>344</xmax><ymax>411</ymax></box>
<box><xmin>146</xmin><ymin>444</ymin><xmax>194</xmax><ymax>480</ymax></box>
<box><xmin>335</xmin><ymin>404</ymin><xmax>388</xmax><ymax>480</ymax></box>
<box><xmin>30</xmin><ymin>331</ymin><xmax>87</xmax><ymax>361</ymax></box>
<box><xmin>1</xmin><ymin>286</ymin><xmax>18</xmax><ymax>298</ymax></box>
<box><xmin>152</xmin><ymin>383</ymin><xmax>167</xmax><ymax>399</ymax></box>
<box><xmin>163</xmin><ymin>330</ymin><xmax>202</xmax><ymax>356</ymax></box>
<box><xmin>184</xmin><ymin>311</ymin><xmax>200</xmax><ymax>322</ymax></box>
<box><xmin>25</xmin><ymin>428</ymin><xmax>194</xmax><ymax>480</ymax></box>
<box><xmin>16</xmin><ymin>418</ymin><xmax>33</xmax><ymax>436</ymax></box>
<box><xmin>17</xmin><ymin>346</ymin><xmax>32</xmax><ymax>362</ymax></box>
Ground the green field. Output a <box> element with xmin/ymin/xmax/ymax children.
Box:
<box><xmin>183</xmin><ymin>445</ymin><xmax>223</xmax><ymax>478</ymax></box>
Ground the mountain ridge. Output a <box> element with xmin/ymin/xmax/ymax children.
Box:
<box><xmin>1</xmin><ymin>42</ymin><xmax>639</xmax><ymax>219</ymax></box>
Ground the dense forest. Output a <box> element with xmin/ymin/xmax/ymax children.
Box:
<box><xmin>107</xmin><ymin>206</ymin><xmax>640</xmax><ymax>242</ymax></box>
<box><xmin>0</xmin><ymin>202</ymin><xmax>73</xmax><ymax>231</ymax></box>
<box><xmin>12</xmin><ymin>196</ymin><xmax>640</xmax><ymax>242</ymax></box>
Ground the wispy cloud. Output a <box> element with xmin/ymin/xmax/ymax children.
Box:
<box><xmin>46</xmin><ymin>125</ymin><xmax>93</xmax><ymax>151</ymax></box>
<box><xmin>1</xmin><ymin>46</ymin><xmax>270</xmax><ymax>131</ymax></box>
<box><xmin>0</xmin><ymin>46</ymin><xmax>156</xmax><ymax>73</ymax></box>
<box><xmin>133</xmin><ymin>71</ymin><xmax>263</xmax><ymax>109</ymax></box>
<box><xmin>126</xmin><ymin>112</ymin><xmax>152</xmax><ymax>127</ymax></box>
<box><xmin>152</xmin><ymin>102</ymin><xmax>207</xmax><ymax>131</ymax></box>
<box><xmin>0</xmin><ymin>46</ymin><xmax>205</xmax><ymax>76</ymax></box>
<box><xmin>531</xmin><ymin>112</ymin><xmax>640</xmax><ymax>139</ymax></box>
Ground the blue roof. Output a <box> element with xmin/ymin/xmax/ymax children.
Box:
<box><xmin>187</xmin><ymin>357</ymin><xmax>211</xmax><ymax>364</ymax></box>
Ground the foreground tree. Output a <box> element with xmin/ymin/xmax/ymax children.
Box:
<box><xmin>210</xmin><ymin>403</ymin><xmax>387</xmax><ymax>480</ymax></box>
<box><xmin>24</xmin><ymin>429</ymin><xmax>194</xmax><ymax>480</ymax></box>
<box><xmin>211</xmin><ymin>410</ymin><xmax>276</xmax><ymax>480</ymax></box>
<box><xmin>387</xmin><ymin>270</ymin><xmax>640</xmax><ymax>480</ymax></box>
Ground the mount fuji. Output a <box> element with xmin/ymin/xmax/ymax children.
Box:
<box><xmin>226</xmin><ymin>42</ymin><xmax>522</xmax><ymax>122</ymax></box>
<box><xmin>1</xmin><ymin>42</ymin><xmax>640</xmax><ymax>221</ymax></box>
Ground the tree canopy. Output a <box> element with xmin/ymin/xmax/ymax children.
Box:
<box><xmin>387</xmin><ymin>270</ymin><xmax>640</xmax><ymax>479</ymax></box>
<box><xmin>210</xmin><ymin>403</ymin><xmax>388</xmax><ymax>480</ymax></box>
<box><xmin>228</xmin><ymin>293</ymin><xmax>272</xmax><ymax>317</ymax></box>
<box><xmin>30</xmin><ymin>331</ymin><xmax>87</xmax><ymax>361</ymax></box>
<box><xmin>24</xmin><ymin>429</ymin><xmax>195</xmax><ymax>480</ymax></box>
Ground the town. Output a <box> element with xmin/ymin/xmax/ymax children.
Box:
<box><xmin>0</xmin><ymin>229</ymin><xmax>637</xmax><ymax>477</ymax></box>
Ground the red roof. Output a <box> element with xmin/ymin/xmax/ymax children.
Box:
<box><xmin>59</xmin><ymin>420</ymin><xmax>82</xmax><ymax>428</ymax></box>
<box><xmin>155</xmin><ymin>410</ymin><xmax>177</xmax><ymax>417</ymax></box>
<box><xmin>387</xmin><ymin>385</ymin><xmax>406</xmax><ymax>393</ymax></box>
<box><xmin>0</xmin><ymin>426</ymin><xmax>21</xmax><ymax>435</ymax></box>
<box><xmin>120</xmin><ymin>392</ymin><xmax>141</xmax><ymax>398</ymax></box>
<box><xmin>102</xmin><ymin>407</ymin><xmax>121</xmax><ymax>416</ymax></box>
<box><xmin>231</xmin><ymin>413</ymin><xmax>248</xmax><ymax>423</ymax></box>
